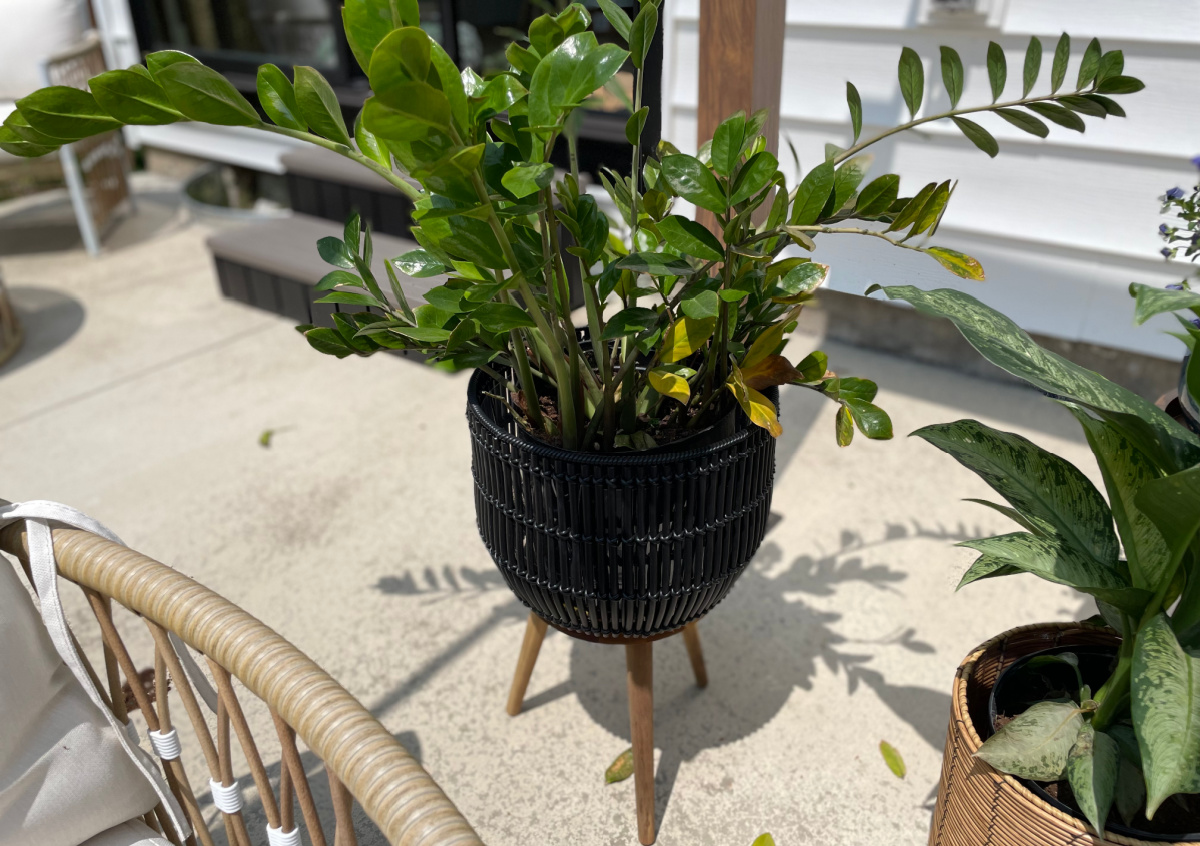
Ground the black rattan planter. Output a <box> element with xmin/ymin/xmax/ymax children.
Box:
<box><xmin>467</xmin><ymin>369</ymin><xmax>779</xmax><ymax>638</ymax></box>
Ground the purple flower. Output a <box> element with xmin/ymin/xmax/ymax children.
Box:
<box><xmin>1192</xmin><ymin>317</ymin><xmax>1200</xmax><ymax>329</ymax></box>
<box><xmin>1192</xmin><ymin>154</ymin><xmax>1200</xmax><ymax>169</ymax></box>
<box><xmin>1167</xmin><ymin>187</ymin><xmax>1186</xmax><ymax>199</ymax></box>
<box><xmin>1161</xmin><ymin>223</ymin><xmax>1171</xmax><ymax>235</ymax></box>
<box><xmin>1167</xmin><ymin>283</ymin><xmax>1185</xmax><ymax>290</ymax></box>
<box><xmin>1163</xmin><ymin>247</ymin><xmax>1176</xmax><ymax>258</ymax></box>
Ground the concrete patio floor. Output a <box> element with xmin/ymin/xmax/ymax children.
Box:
<box><xmin>1</xmin><ymin>182</ymin><xmax>1105</xmax><ymax>846</ymax></box>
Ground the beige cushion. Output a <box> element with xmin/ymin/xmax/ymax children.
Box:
<box><xmin>80</xmin><ymin>820</ymin><xmax>171</xmax><ymax>846</ymax></box>
<box><xmin>0</xmin><ymin>560</ymin><xmax>159</xmax><ymax>846</ymax></box>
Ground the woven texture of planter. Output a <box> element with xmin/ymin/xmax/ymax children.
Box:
<box><xmin>467</xmin><ymin>369</ymin><xmax>778</xmax><ymax>638</ymax></box>
<box><xmin>930</xmin><ymin>621</ymin><xmax>1194</xmax><ymax>846</ymax></box>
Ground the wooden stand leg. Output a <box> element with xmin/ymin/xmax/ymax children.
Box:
<box><xmin>682</xmin><ymin>622</ymin><xmax>708</xmax><ymax>689</ymax></box>
<box><xmin>625</xmin><ymin>641</ymin><xmax>655</xmax><ymax>845</ymax></box>
<box><xmin>506</xmin><ymin>612</ymin><xmax>548</xmax><ymax>716</ymax></box>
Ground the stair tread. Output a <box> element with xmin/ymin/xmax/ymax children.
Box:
<box><xmin>206</xmin><ymin>212</ymin><xmax>443</xmax><ymax>306</ymax></box>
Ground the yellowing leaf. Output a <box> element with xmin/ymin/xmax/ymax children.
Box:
<box><xmin>742</xmin><ymin>355</ymin><xmax>802</xmax><ymax>391</ymax></box>
<box><xmin>648</xmin><ymin>367</ymin><xmax>691</xmax><ymax>403</ymax></box>
<box><xmin>925</xmin><ymin>247</ymin><xmax>985</xmax><ymax>281</ymax></box>
<box><xmin>661</xmin><ymin>316</ymin><xmax>716</xmax><ymax>363</ymax></box>
<box><xmin>605</xmin><ymin>747</ymin><xmax>634</xmax><ymax>784</ymax></box>
<box><xmin>752</xmin><ymin>836</ymin><xmax>776</xmax><ymax>846</ymax></box>
<box><xmin>726</xmin><ymin>367</ymin><xmax>782</xmax><ymax>437</ymax></box>
<box><xmin>880</xmin><ymin>740</ymin><xmax>907</xmax><ymax>778</ymax></box>
<box><xmin>745</xmin><ymin>323</ymin><xmax>786</xmax><ymax>369</ymax></box>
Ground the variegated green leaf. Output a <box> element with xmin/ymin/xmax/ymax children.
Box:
<box><xmin>1066</xmin><ymin>722</ymin><xmax>1119</xmax><ymax>836</ymax></box>
<box><xmin>976</xmin><ymin>700</ymin><xmax>1083</xmax><ymax>780</ymax></box>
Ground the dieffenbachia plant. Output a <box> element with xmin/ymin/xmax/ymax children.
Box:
<box><xmin>872</xmin><ymin>285</ymin><xmax>1200</xmax><ymax>837</ymax></box>
<box><xmin>0</xmin><ymin>1</ymin><xmax>1142</xmax><ymax>451</ymax></box>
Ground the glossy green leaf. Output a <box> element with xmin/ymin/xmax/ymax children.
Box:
<box><xmin>986</xmin><ymin>41</ymin><xmax>1007</xmax><ymax>102</ymax></box>
<box><xmin>879</xmin><ymin>741</ymin><xmax>906</xmax><ymax>778</ymax></box>
<box><xmin>914</xmin><ymin>419</ymin><xmax>1119</xmax><ymax>564</ymax></box>
<box><xmin>0</xmin><ymin>126</ymin><xmax>57</xmax><ymax>157</ymax></box>
<box><xmin>995</xmin><ymin>108</ymin><xmax>1049</xmax><ymax>138</ymax></box>
<box><xmin>1134</xmin><ymin>463</ymin><xmax>1200</xmax><ymax>583</ymax></box>
<box><xmin>316</xmin><ymin>291</ymin><xmax>384</xmax><ymax>308</ymax></box>
<box><xmin>155</xmin><ymin>63</ymin><xmax>259</xmax><ymax>126</ymax></box>
<box><xmin>1133</xmin><ymin>613</ymin><xmax>1200</xmax><ymax>817</ymax></box>
<box><xmin>1070</xmin><ymin>409</ymin><xmax>1171</xmax><ymax>593</ymax></box>
<box><xmin>317</xmin><ymin>236</ymin><xmax>356</xmax><ymax>269</ymax></box>
<box><xmin>846</xmin><ymin>398</ymin><xmax>893</xmax><ymax>440</ymax></box>
<box><xmin>602</xmin><ymin>306</ymin><xmax>658</xmax><ymax>339</ymax></box>
<box><xmin>471</xmin><ymin>302</ymin><xmax>536</xmax><ymax>332</ymax></box>
<box><xmin>1058</xmin><ymin>95</ymin><xmax>1107</xmax><ymax>118</ymax></box>
<box><xmin>369</xmin><ymin>26</ymin><xmax>431</xmax><ymax>89</ymax></box>
<box><xmin>846</xmin><ymin>82</ymin><xmax>862</xmax><ymax>144</ymax></box>
<box><xmin>898</xmin><ymin>46</ymin><xmax>924</xmax><ymax>118</ymax></box>
<box><xmin>680</xmin><ymin>288</ymin><xmax>720</xmax><ymax>321</ymax></box>
<box><xmin>1095</xmin><ymin>50</ymin><xmax>1125</xmax><ymax>86</ymax></box>
<box><xmin>1027</xmin><ymin>101</ymin><xmax>1086</xmax><ymax>132</ymax></box>
<box><xmin>304</xmin><ymin>327</ymin><xmax>355</xmax><ymax>358</ymax></box>
<box><xmin>1065</xmin><ymin>722</ymin><xmax>1119</xmax><ymax>836</ymax></box>
<box><xmin>1022</xmin><ymin>36</ymin><xmax>1042</xmax><ymax>98</ymax></box>
<box><xmin>616</xmin><ymin>251</ymin><xmax>694</xmax><ymax>276</ymax></box>
<box><xmin>501</xmin><ymin>162</ymin><xmax>554</xmax><ymax>198</ymax></box>
<box><xmin>393</xmin><ymin>249</ymin><xmax>446</xmax><ymax>277</ymax></box>
<box><xmin>661</xmin><ymin>154</ymin><xmax>727</xmax><ymax>214</ymax></box>
<box><xmin>830</xmin><ymin>154</ymin><xmax>871</xmax><ymax>213</ymax></box>
<box><xmin>428</xmin><ymin>40</ymin><xmax>468</xmax><ymax>132</ymax></box>
<box><xmin>354</xmin><ymin>109</ymin><xmax>392</xmax><ymax>169</ymax></box>
<box><xmin>1095</xmin><ymin>76</ymin><xmax>1146</xmax><ymax>95</ymax></box>
<box><xmin>711</xmin><ymin>111</ymin><xmax>746</xmax><ymax>178</ymax></box>
<box><xmin>255</xmin><ymin>64</ymin><xmax>305</xmax><ymax>131</ymax></box>
<box><xmin>856</xmin><ymin>173</ymin><xmax>900</xmax><ymax>216</ymax></box>
<box><xmin>731</xmin><ymin>150</ymin><xmax>777</xmax><ymax>206</ymax></box>
<box><xmin>976</xmin><ymin>700</ymin><xmax>1083</xmax><ymax>780</ymax></box>
<box><xmin>627</xmin><ymin>1</ymin><xmax>658</xmax><ymax>69</ymax></box>
<box><xmin>596</xmin><ymin>0</ymin><xmax>632</xmax><ymax>41</ymax></box>
<box><xmin>952</xmin><ymin>116</ymin><xmax>999</xmax><ymax>157</ymax></box>
<box><xmin>294</xmin><ymin>66</ymin><xmax>352</xmax><ymax>145</ymax></box>
<box><xmin>440</xmin><ymin>215</ymin><xmax>507</xmax><ymax>269</ymax></box>
<box><xmin>15</xmin><ymin>87</ymin><xmax>123</xmax><ymax>141</ymax></box>
<box><xmin>1132</xmin><ymin>283</ymin><xmax>1200</xmax><ymax>324</ymax></box>
<box><xmin>656</xmin><ymin>215</ymin><xmax>723</xmax><ymax>262</ymax></box>
<box><xmin>957</xmin><ymin>554</ymin><xmax>1022</xmax><ymax>588</ymax></box>
<box><xmin>90</xmin><ymin>69</ymin><xmax>182</xmax><ymax>125</ymax></box>
<box><xmin>1051</xmin><ymin>33</ymin><xmax>1070</xmax><ymax>93</ymax></box>
<box><xmin>528</xmin><ymin>33</ymin><xmax>629</xmax><ymax>129</ymax></box>
<box><xmin>2</xmin><ymin>110</ymin><xmax>61</xmax><ymax>146</ymax></box>
<box><xmin>790</xmin><ymin>162</ymin><xmax>835</xmax><ymax>226</ymax></box>
<box><xmin>1077</xmin><ymin>37</ymin><xmax>1102</xmax><ymax>89</ymax></box>
<box><xmin>145</xmin><ymin>50</ymin><xmax>199</xmax><ymax>81</ymax></box>
<box><xmin>625</xmin><ymin>106</ymin><xmax>649</xmax><ymax>146</ymax></box>
<box><xmin>342</xmin><ymin>0</ymin><xmax>420</xmax><ymax>73</ymax></box>
<box><xmin>315</xmin><ymin>270</ymin><xmax>362</xmax><ymax>291</ymax></box>
<box><xmin>362</xmin><ymin>88</ymin><xmax>450</xmax><ymax>141</ymax></box>
<box><xmin>910</xmin><ymin>180</ymin><xmax>951</xmax><ymax>236</ymax></box>
<box><xmin>940</xmin><ymin>46</ymin><xmax>964</xmax><ymax>109</ymax></box>
<box><xmin>775</xmin><ymin>261</ymin><xmax>828</xmax><ymax>297</ymax></box>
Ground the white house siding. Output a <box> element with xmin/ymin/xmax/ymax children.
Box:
<box><xmin>660</xmin><ymin>0</ymin><xmax>1200</xmax><ymax>359</ymax></box>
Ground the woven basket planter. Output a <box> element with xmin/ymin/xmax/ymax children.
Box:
<box><xmin>466</xmin><ymin>369</ymin><xmax>778</xmax><ymax>638</ymax></box>
<box><xmin>930</xmin><ymin>621</ymin><xmax>1195</xmax><ymax>846</ymax></box>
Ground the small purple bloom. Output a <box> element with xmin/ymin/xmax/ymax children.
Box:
<box><xmin>1167</xmin><ymin>187</ymin><xmax>1186</xmax><ymax>199</ymax></box>
<box><xmin>1192</xmin><ymin>154</ymin><xmax>1200</xmax><ymax>169</ymax></box>
<box><xmin>1163</xmin><ymin>247</ymin><xmax>1175</xmax><ymax>258</ymax></box>
<box><xmin>1192</xmin><ymin>317</ymin><xmax>1200</xmax><ymax>329</ymax></box>
<box><xmin>1167</xmin><ymin>283</ymin><xmax>1185</xmax><ymax>290</ymax></box>
<box><xmin>1161</xmin><ymin>223</ymin><xmax>1171</xmax><ymax>235</ymax></box>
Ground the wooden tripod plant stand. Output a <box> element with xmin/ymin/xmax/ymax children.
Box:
<box><xmin>506</xmin><ymin>611</ymin><xmax>709</xmax><ymax>846</ymax></box>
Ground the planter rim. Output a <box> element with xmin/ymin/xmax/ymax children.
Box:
<box><xmin>466</xmin><ymin>368</ymin><xmax>776</xmax><ymax>466</ymax></box>
<box><xmin>953</xmin><ymin>621</ymin><xmax>1197</xmax><ymax>846</ymax></box>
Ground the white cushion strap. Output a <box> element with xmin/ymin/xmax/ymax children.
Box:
<box><xmin>209</xmin><ymin>778</ymin><xmax>244</xmax><ymax>814</ymax></box>
<box><xmin>0</xmin><ymin>501</ymin><xmax>191</xmax><ymax>844</ymax></box>
<box><xmin>149</xmin><ymin>728</ymin><xmax>181</xmax><ymax>760</ymax></box>
<box><xmin>267</xmin><ymin>825</ymin><xmax>303</xmax><ymax>846</ymax></box>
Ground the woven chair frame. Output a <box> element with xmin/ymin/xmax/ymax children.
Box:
<box><xmin>0</xmin><ymin>521</ymin><xmax>482</xmax><ymax>846</ymax></box>
<box><xmin>930</xmin><ymin>620</ymin><xmax>1192</xmax><ymax>846</ymax></box>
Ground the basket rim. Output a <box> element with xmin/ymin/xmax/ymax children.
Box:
<box><xmin>950</xmin><ymin>620</ymin><xmax>1197</xmax><ymax>846</ymax></box>
<box><xmin>466</xmin><ymin>368</ymin><xmax>778</xmax><ymax>467</ymax></box>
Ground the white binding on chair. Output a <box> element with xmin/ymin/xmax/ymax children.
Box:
<box><xmin>209</xmin><ymin>778</ymin><xmax>244</xmax><ymax>814</ymax></box>
<box><xmin>148</xmin><ymin>728</ymin><xmax>181</xmax><ymax>761</ymax></box>
<box><xmin>267</xmin><ymin>825</ymin><xmax>303</xmax><ymax>846</ymax></box>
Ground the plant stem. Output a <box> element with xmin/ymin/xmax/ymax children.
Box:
<box><xmin>260</xmin><ymin>124</ymin><xmax>422</xmax><ymax>200</ymax></box>
<box><xmin>832</xmin><ymin>86</ymin><xmax>1092</xmax><ymax>165</ymax></box>
<box><xmin>628</xmin><ymin>61</ymin><xmax>645</xmax><ymax>248</ymax></box>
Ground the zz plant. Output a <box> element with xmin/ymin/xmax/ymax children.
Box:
<box><xmin>0</xmin><ymin>2</ymin><xmax>1141</xmax><ymax>451</ymax></box>
<box><xmin>872</xmin><ymin>284</ymin><xmax>1200</xmax><ymax>837</ymax></box>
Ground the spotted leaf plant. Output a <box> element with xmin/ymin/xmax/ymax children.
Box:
<box><xmin>0</xmin><ymin>4</ymin><xmax>1142</xmax><ymax>451</ymax></box>
<box><xmin>872</xmin><ymin>285</ymin><xmax>1200</xmax><ymax>837</ymax></box>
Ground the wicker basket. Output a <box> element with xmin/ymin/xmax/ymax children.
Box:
<box><xmin>466</xmin><ymin>369</ymin><xmax>778</xmax><ymax>638</ymax></box>
<box><xmin>930</xmin><ymin>621</ymin><xmax>1197</xmax><ymax>846</ymax></box>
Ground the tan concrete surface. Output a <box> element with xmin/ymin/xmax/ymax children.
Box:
<box><xmin>0</xmin><ymin>184</ymin><xmax>1104</xmax><ymax>846</ymax></box>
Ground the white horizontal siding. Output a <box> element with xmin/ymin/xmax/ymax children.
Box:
<box><xmin>660</xmin><ymin>0</ymin><xmax>1200</xmax><ymax>359</ymax></box>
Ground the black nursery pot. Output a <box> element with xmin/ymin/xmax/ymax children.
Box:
<box><xmin>988</xmin><ymin>642</ymin><xmax>1200</xmax><ymax>843</ymax></box>
<box><xmin>466</xmin><ymin>369</ymin><xmax>779</xmax><ymax>638</ymax></box>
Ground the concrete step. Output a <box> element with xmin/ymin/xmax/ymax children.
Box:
<box><xmin>205</xmin><ymin>212</ymin><xmax>442</xmax><ymax>337</ymax></box>
<box><xmin>281</xmin><ymin>147</ymin><xmax>415</xmax><ymax>238</ymax></box>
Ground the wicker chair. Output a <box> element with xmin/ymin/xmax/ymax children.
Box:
<box><xmin>0</xmin><ymin>508</ymin><xmax>482</xmax><ymax>846</ymax></box>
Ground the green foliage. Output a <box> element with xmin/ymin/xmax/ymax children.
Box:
<box><xmin>9</xmin><ymin>15</ymin><xmax>1142</xmax><ymax>454</ymax></box>
<box><xmin>882</xmin><ymin>286</ymin><xmax>1200</xmax><ymax>833</ymax></box>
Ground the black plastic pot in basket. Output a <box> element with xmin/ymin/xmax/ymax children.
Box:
<box><xmin>466</xmin><ymin>369</ymin><xmax>779</xmax><ymax>638</ymax></box>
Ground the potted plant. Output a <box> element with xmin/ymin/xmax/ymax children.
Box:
<box><xmin>871</xmin><ymin>282</ymin><xmax>1200</xmax><ymax>842</ymax></box>
<box><xmin>1131</xmin><ymin>168</ymin><xmax>1200</xmax><ymax>432</ymax></box>
<box><xmin>0</xmin><ymin>2</ymin><xmax>1142</xmax><ymax>636</ymax></box>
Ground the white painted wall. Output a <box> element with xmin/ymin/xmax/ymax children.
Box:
<box><xmin>660</xmin><ymin>0</ymin><xmax>1200</xmax><ymax>359</ymax></box>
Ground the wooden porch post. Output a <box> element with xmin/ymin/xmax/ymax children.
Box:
<box><xmin>696</xmin><ymin>0</ymin><xmax>787</xmax><ymax>229</ymax></box>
